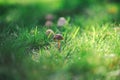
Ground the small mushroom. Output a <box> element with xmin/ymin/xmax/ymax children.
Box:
<box><xmin>45</xmin><ymin>21</ymin><xmax>53</xmax><ymax>28</ymax></box>
<box><xmin>53</xmin><ymin>34</ymin><xmax>63</xmax><ymax>50</ymax></box>
<box><xmin>46</xmin><ymin>29</ymin><xmax>54</xmax><ymax>38</ymax></box>
<box><xmin>57</xmin><ymin>17</ymin><xmax>67</xmax><ymax>27</ymax></box>
<box><xmin>45</xmin><ymin>14</ymin><xmax>54</xmax><ymax>21</ymax></box>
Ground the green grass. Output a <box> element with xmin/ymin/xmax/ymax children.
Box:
<box><xmin>1</xmin><ymin>23</ymin><xmax>120</xmax><ymax>80</ymax></box>
<box><xmin>0</xmin><ymin>1</ymin><xmax>120</xmax><ymax>80</ymax></box>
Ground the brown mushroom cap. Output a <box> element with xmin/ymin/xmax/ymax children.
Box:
<box><xmin>45</xmin><ymin>14</ymin><xmax>54</xmax><ymax>21</ymax></box>
<box><xmin>45</xmin><ymin>21</ymin><xmax>53</xmax><ymax>27</ymax></box>
<box><xmin>54</xmin><ymin>34</ymin><xmax>63</xmax><ymax>40</ymax></box>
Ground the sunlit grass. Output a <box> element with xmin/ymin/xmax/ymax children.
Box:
<box><xmin>0</xmin><ymin>1</ymin><xmax>120</xmax><ymax>80</ymax></box>
<box><xmin>1</xmin><ymin>6</ymin><xmax>120</xmax><ymax>79</ymax></box>
<box><xmin>1</xmin><ymin>22</ymin><xmax>120</xmax><ymax>80</ymax></box>
<box><xmin>21</xmin><ymin>23</ymin><xmax>119</xmax><ymax>80</ymax></box>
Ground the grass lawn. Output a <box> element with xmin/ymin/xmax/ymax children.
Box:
<box><xmin>0</xmin><ymin>0</ymin><xmax>120</xmax><ymax>80</ymax></box>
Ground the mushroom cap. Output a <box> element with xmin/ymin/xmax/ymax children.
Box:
<box><xmin>45</xmin><ymin>14</ymin><xmax>54</xmax><ymax>21</ymax></box>
<box><xmin>45</xmin><ymin>21</ymin><xmax>53</xmax><ymax>27</ymax></box>
<box><xmin>57</xmin><ymin>17</ymin><xmax>66</xmax><ymax>27</ymax></box>
<box><xmin>54</xmin><ymin>34</ymin><xmax>63</xmax><ymax>40</ymax></box>
<box><xmin>46</xmin><ymin>29</ymin><xmax>54</xmax><ymax>36</ymax></box>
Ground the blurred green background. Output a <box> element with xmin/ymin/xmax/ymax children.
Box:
<box><xmin>0</xmin><ymin>0</ymin><xmax>120</xmax><ymax>80</ymax></box>
<box><xmin>0</xmin><ymin>0</ymin><xmax>120</xmax><ymax>26</ymax></box>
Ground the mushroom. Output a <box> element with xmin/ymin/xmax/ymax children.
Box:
<box><xmin>45</xmin><ymin>14</ymin><xmax>54</xmax><ymax>21</ymax></box>
<box><xmin>57</xmin><ymin>17</ymin><xmax>67</xmax><ymax>27</ymax></box>
<box><xmin>46</xmin><ymin>29</ymin><xmax>54</xmax><ymax>38</ymax></box>
<box><xmin>45</xmin><ymin>21</ymin><xmax>53</xmax><ymax>28</ymax></box>
<box><xmin>53</xmin><ymin>34</ymin><xmax>63</xmax><ymax>50</ymax></box>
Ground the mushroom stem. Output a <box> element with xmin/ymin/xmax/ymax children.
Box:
<box><xmin>58</xmin><ymin>40</ymin><xmax>60</xmax><ymax>50</ymax></box>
